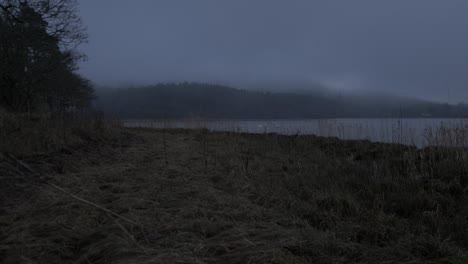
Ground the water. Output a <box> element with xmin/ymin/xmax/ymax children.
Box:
<box><xmin>124</xmin><ymin>118</ymin><xmax>468</xmax><ymax>148</ymax></box>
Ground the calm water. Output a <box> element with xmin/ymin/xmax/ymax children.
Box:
<box><xmin>124</xmin><ymin>119</ymin><xmax>468</xmax><ymax>147</ymax></box>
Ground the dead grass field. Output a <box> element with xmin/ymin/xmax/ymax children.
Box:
<box><xmin>1</xmin><ymin>127</ymin><xmax>468</xmax><ymax>263</ymax></box>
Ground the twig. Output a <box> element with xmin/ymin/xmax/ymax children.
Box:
<box><xmin>48</xmin><ymin>182</ymin><xmax>138</xmax><ymax>225</ymax></box>
<box><xmin>243</xmin><ymin>237</ymin><xmax>256</xmax><ymax>247</ymax></box>
<box><xmin>4</xmin><ymin>153</ymin><xmax>48</xmax><ymax>181</ymax></box>
<box><xmin>0</xmin><ymin>4</ymin><xmax>24</xmax><ymax>24</ymax></box>
<box><xmin>3</xmin><ymin>153</ymin><xmax>138</xmax><ymax>226</ymax></box>
<box><xmin>111</xmin><ymin>216</ymin><xmax>148</xmax><ymax>255</ymax></box>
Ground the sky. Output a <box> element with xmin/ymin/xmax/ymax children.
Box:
<box><xmin>78</xmin><ymin>0</ymin><xmax>468</xmax><ymax>102</ymax></box>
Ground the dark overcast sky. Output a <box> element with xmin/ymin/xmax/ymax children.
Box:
<box><xmin>78</xmin><ymin>0</ymin><xmax>468</xmax><ymax>102</ymax></box>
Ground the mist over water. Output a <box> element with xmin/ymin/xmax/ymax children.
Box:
<box><xmin>78</xmin><ymin>0</ymin><xmax>468</xmax><ymax>103</ymax></box>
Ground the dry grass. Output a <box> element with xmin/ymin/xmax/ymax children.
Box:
<box><xmin>0</xmin><ymin>112</ymin><xmax>123</xmax><ymax>157</ymax></box>
<box><xmin>1</xmin><ymin>127</ymin><xmax>468</xmax><ymax>263</ymax></box>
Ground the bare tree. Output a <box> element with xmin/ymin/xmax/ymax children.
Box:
<box><xmin>0</xmin><ymin>0</ymin><xmax>90</xmax><ymax>112</ymax></box>
<box><xmin>0</xmin><ymin>0</ymin><xmax>87</xmax><ymax>50</ymax></box>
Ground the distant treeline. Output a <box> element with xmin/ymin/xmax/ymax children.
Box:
<box><xmin>97</xmin><ymin>83</ymin><xmax>468</xmax><ymax>119</ymax></box>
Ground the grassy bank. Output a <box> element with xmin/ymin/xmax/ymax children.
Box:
<box><xmin>1</xmin><ymin>127</ymin><xmax>468</xmax><ymax>263</ymax></box>
<box><xmin>0</xmin><ymin>113</ymin><xmax>124</xmax><ymax>157</ymax></box>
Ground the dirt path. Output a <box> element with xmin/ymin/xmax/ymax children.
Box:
<box><xmin>1</xmin><ymin>129</ymin><xmax>305</xmax><ymax>264</ymax></box>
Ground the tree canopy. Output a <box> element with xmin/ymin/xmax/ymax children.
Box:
<box><xmin>0</xmin><ymin>0</ymin><xmax>93</xmax><ymax>113</ymax></box>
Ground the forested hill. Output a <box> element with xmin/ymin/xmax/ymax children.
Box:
<box><xmin>96</xmin><ymin>83</ymin><xmax>468</xmax><ymax>119</ymax></box>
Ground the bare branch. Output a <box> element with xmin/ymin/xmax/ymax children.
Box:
<box><xmin>1</xmin><ymin>0</ymin><xmax>87</xmax><ymax>53</ymax></box>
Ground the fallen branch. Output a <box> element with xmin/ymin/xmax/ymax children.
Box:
<box><xmin>111</xmin><ymin>216</ymin><xmax>149</xmax><ymax>255</ymax></box>
<box><xmin>3</xmin><ymin>153</ymin><xmax>138</xmax><ymax>226</ymax></box>
<box><xmin>48</xmin><ymin>182</ymin><xmax>138</xmax><ymax>226</ymax></box>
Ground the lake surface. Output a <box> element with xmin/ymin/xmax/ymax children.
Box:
<box><xmin>124</xmin><ymin>119</ymin><xmax>468</xmax><ymax>148</ymax></box>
